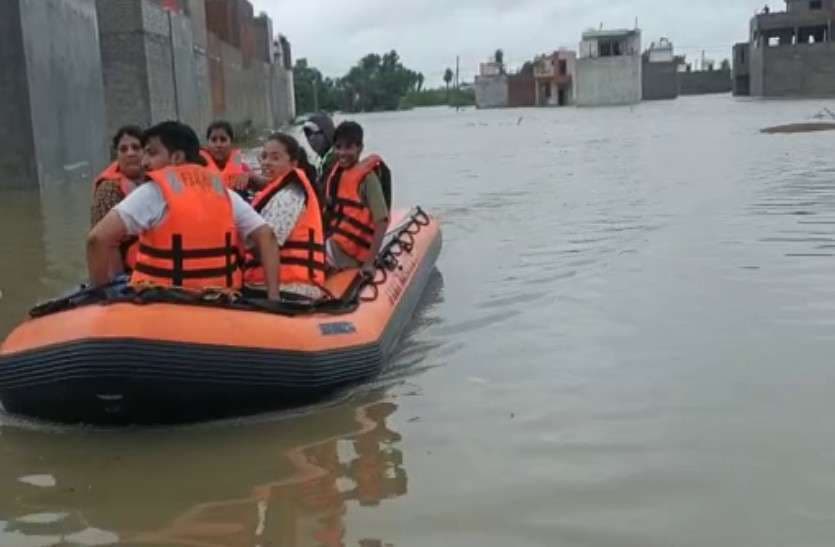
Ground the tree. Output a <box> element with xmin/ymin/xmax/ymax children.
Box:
<box><xmin>296</xmin><ymin>52</ymin><xmax>426</xmax><ymax>114</ymax></box>
<box><xmin>720</xmin><ymin>58</ymin><xmax>731</xmax><ymax>71</ymax></box>
<box><xmin>443</xmin><ymin>68</ymin><xmax>454</xmax><ymax>97</ymax></box>
<box><xmin>494</xmin><ymin>49</ymin><xmax>505</xmax><ymax>73</ymax></box>
<box><xmin>443</xmin><ymin>68</ymin><xmax>454</xmax><ymax>101</ymax></box>
<box><xmin>293</xmin><ymin>59</ymin><xmax>344</xmax><ymax>114</ymax></box>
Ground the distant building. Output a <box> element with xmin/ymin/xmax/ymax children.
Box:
<box><xmin>732</xmin><ymin>43</ymin><xmax>751</xmax><ymax>96</ymax></box>
<box><xmin>575</xmin><ymin>28</ymin><xmax>642</xmax><ymax>106</ymax></box>
<box><xmin>746</xmin><ymin>0</ymin><xmax>835</xmax><ymax>97</ymax></box>
<box><xmin>642</xmin><ymin>38</ymin><xmax>679</xmax><ymax>100</ymax></box>
<box><xmin>479</xmin><ymin>62</ymin><xmax>503</xmax><ymax>78</ymax></box>
<box><xmin>474</xmin><ymin>61</ymin><xmax>508</xmax><ymax>109</ymax></box>
<box><xmin>533</xmin><ymin>50</ymin><xmax>576</xmax><ymax>106</ymax></box>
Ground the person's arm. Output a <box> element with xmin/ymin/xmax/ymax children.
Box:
<box><xmin>229</xmin><ymin>191</ymin><xmax>281</xmax><ymax>301</ymax></box>
<box><xmin>231</xmin><ymin>162</ymin><xmax>272</xmax><ymax>192</ymax></box>
<box><xmin>89</xmin><ymin>183</ymin><xmax>166</xmax><ymax>285</ymax></box>
<box><xmin>361</xmin><ymin>172</ymin><xmax>391</xmax><ymax>275</ymax></box>
<box><xmin>260</xmin><ymin>185</ymin><xmax>306</xmax><ymax>245</ymax></box>
<box><xmin>87</xmin><ymin>209</ymin><xmax>129</xmax><ymax>286</ymax></box>
<box><xmin>249</xmin><ymin>225</ymin><xmax>280</xmax><ymax>301</ymax></box>
<box><xmin>91</xmin><ymin>182</ymin><xmax>124</xmax><ymax>226</ymax></box>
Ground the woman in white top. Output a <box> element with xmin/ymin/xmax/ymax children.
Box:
<box><xmin>246</xmin><ymin>133</ymin><xmax>325</xmax><ymax>299</ymax></box>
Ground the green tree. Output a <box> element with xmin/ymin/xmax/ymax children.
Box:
<box><xmin>296</xmin><ymin>51</ymin><xmax>426</xmax><ymax>114</ymax></box>
<box><xmin>293</xmin><ymin>59</ymin><xmax>345</xmax><ymax>114</ymax></box>
<box><xmin>293</xmin><ymin>58</ymin><xmax>320</xmax><ymax>114</ymax></box>
<box><xmin>340</xmin><ymin>50</ymin><xmax>421</xmax><ymax>112</ymax></box>
<box><xmin>443</xmin><ymin>68</ymin><xmax>454</xmax><ymax>99</ymax></box>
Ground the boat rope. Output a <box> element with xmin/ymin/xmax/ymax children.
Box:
<box><xmin>29</xmin><ymin>207</ymin><xmax>432</xmax><ymax>319</ymax></box>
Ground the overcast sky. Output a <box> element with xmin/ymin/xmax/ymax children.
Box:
<box><xmin>250</xmin><ymin>0</ymin><xmax>768</xmax><ymax>85</ymax></box>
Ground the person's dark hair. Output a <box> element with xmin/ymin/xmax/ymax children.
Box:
<box><xmin>267</xmin><ymin>132</ymin><xmax>316</xmax><ymax>183</ymax></box>
<box><xmin>112</xmin><ymin>125</ymin><xmax>144</xmax><ymax>151</ymax></box>
<box><xmin>144</xmin><ymin>121</ymin><xmax>205</xmax><ymax>165</ymax></box>
<box><xmin>333</xmin><ymin>121</ymin><xmax>364</xmax><ymax>147</ymax></box>
<box><xmin>206</xmin><ymin>120</ymin><xmax>235</xmax><ymax>141</ymax></box>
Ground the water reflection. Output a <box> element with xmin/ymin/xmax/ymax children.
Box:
<box><xmin>0</xmin><ymin>395</ymin><xmax>406</xmax><ymax>547</ymax></box>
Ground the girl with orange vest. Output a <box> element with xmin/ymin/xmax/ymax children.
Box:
<box><xmin>91</xmin><ymin>125</ymin><xmax>145</xmax><ymax>271</ymax></box>
<box><xmin>324</xmin><ymin>122</ymin><xmax>391</xmax><ymax>275</ymax></box>
<box><xmin>245</xmin><ymin>133</ymin><xmax>327</xmax><ymax>299</ymax></box>
<box><xmin>201</xmin><ymin>120</ymin><xmax>264</xmax><ymax>192</ymax></box>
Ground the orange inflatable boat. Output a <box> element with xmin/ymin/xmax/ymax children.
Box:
<box><xmin>0</xmin><ymin>208</ymin><xmax>441</xmax><ymax>425</ymax></box>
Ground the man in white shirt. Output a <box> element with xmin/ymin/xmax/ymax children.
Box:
<box><xmin>87</xmin><ymin>121</ymin><xmax>281</xmax><ymax>300</ymax></box>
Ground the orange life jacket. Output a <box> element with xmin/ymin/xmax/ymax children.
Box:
<box><xmin>93</xmin><ymin>161</ymin><xmax>137</xmax><ymax>196</ymax></box>
<box><xmin>131</xmin><ymin>164</ymin><xmax>242</xmax><ymax>290</ymax></box>
<box><xmin>93</xmin><ymin>161</ymin><xmax>140</xmax><ymax>271</ymax></box>
<box><xmin>200</xmin><ymin>148</ymin><xmax>246</xmax><ymax>189</ymax></box>
<box><xmin>245</xmin><ymin>169</ymin><xmax>326</xmax><ymax>287</ymax></box>
<box><xmin>324</xmin><ymin>155</ymin><xmax>387</xmax><ymax>263</ymax></box>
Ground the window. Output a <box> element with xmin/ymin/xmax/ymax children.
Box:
<box><xmin>558</xmin><ymin>59</ymin><xmax>567</xmax><ymax>75</ymax></box>
<box><xmin>810</xmin><ymin>0</ymin><xmax>823</xmax><ymax>9</ymax></box>
<box><xmin>799</xmin><ymin>25</ymin><xmax>827</xmax><ymax>43</ymax></box>
<box><xmin>598</xmin><ymin>40</ymin><xmax>623</xmax><ymax>57</ymax></box>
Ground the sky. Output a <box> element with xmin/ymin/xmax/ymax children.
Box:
<box><xmin>250</xmin><ymin>0</ymin><xmax>769</xmax><ymax>85</ymax></box>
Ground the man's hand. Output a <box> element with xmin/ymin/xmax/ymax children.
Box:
<box><xmin>250</xmin><ymin>224</ymin><xmax>281</xmax><ymax>301</ymax></box>
<box><xmin>231</xmin><ymin>173</ymin><xmax>251</xmax><ymax>192</ymax></box>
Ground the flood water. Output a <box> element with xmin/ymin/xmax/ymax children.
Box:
<box><xmin>3</xmin><ymin>95</ymin><xmax>835</xmax><ymax>546</ymax></box>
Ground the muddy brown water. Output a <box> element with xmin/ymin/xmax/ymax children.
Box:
<box><xmin>2</xmin><ymin>96</ymin><xmax>835</xmax><ymax>546</ymax></box>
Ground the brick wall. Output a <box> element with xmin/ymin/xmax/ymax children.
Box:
<box><xmin>252</xmin><ymin>15</ymin><xmax>272</xmax><ymax>63</ymax></box>
<box><xmin>98</xmin><ymin>0</ymin><xmax>292</xmax><ymax>140</ymax></box>
<box><xmin>508</xmin><ymin>75</ymin><xmax>536</xmax><ymax>107</ymax></box>
<box><xmin>678</xmin><ymin>69</ymin><xmax>732</xmax><ymax>95</ymax></box>
<box><xmin>207</xmin><ymin>31</ymin><xmax>226</xmax><ymax>117</ymax></box>
<box><xmin>642</xmin><ymin>60</ymin><xmax>679</xmax><ymax>100</ymax></box>
<box><xmin>752</xmin><ymin>43</ymin><xmax>835</xmax><ymax>97</ymax></box>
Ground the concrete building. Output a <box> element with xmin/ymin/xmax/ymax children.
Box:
<box><xmin>96</xmin><ymin>0</ymin><xmax>211</xmax><ymax>140</ymax></box>
<box><xmin>733</xmin><ymin>43</ymin><xmax>751</xmax><ymax>95</ymax></box>
<box><xmin>642</xmin><ymin>38</ymin><xmax>679</xmax><ymax>100</ymax></box>
<box><xmin>474</xmin><ymin>61</ymin><xmax>509</xmax><ymax>109</ymax></box>
<box><xmin>533</xmin><ymin>50</ymin><xmax>576</xmax><ymax>106</ymax></box>
<box><xmin>576</xmin><ymin>29</ymin><xmax>642</xmax><ymax>106</ymax></box>
<box><xmin>272</xmin><ymin>35</ymin><xmax>296</xmax><ymax>127</ymax></box>
<box><xmin>747</xmin><ymin>0</ymin><xmax>835</xmax><ymax>97</ymax></box>
<box><xmin>1</xmin><ymin>0</ymin><xmax>295</xmax><ymax>187</ymax></box>
<box><xmin>96</xmin><ymin>0</ymin><xmax>294</xmax><ymax>141</ymax></box>
<box><xmin>1</xmin><ymin>0</ymin><xmax>108</xmax><ymax>187</ymax></box>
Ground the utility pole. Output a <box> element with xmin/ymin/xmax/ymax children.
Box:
<box><xmin>455</xmin><ymin>55</ymin><xmax>460</xmax><ymax>111</ymax></box>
